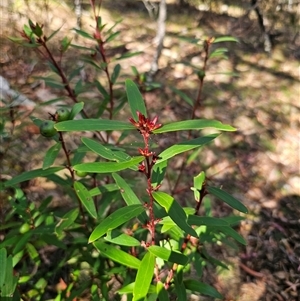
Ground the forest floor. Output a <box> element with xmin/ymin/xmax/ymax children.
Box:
<box><xmin>0</xmin><ymin>0</ymin><xmax>299</xmax><ymax>300</ymax></box>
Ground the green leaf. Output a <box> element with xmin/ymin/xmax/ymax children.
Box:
<box><xmin>152</xmin><ymin>192</ymin><xmax>197</xmax><ymax>237</ymax></box>
<box><xmin>47</xmin><ymin>25</ymin><xmax>63</xmax><ymax>41</ymax></box>
<box><xmin>105</xmin><ymin>230</ymin><xmax>141</xmax><ymax>246</ymax></box>
<box><xmin>156</xmin><ymin>135</ymin><xmax>218</xmax><ymax>164</ymax></box>
<box><xmin>213</xmin><ymin>36</ymin><xmax>239</xmax><ymax>43</ymax></box>
<box><xmin>151</xmin><ymin>160</ymin><xmax>168</xmax><ymax>188</ymax></box>
<box><xmin>0</xmin><ymin>248</ymin><xmax>7</xmax><ymax>288</ymax></box>
<box><xmin>94</xmin><ymin>242</ymin><xmax>141</xmax><ymax>269</ymax></box>
<box><xmin>61</xmin><ymin>36</ymin><xmax>72</xmax><ymax>53</ymax></box>
<box><xmin>105</xmin><ymin>31</ymin><xmax>121</xmax><ymax>43</ymax></box>
<box><xmin>184</xmin><ymin>280</ymin><xmax>222</xmax><ymax>299</ymax></box>
<box><xmin>112</xmin><ymin>173</ymin><xmax>148</xmax><ymax>223</ymax></box>
<box><xmin>42</xmin><ymin>77</ymin><xmax>66</xmax><ymax>89</ymax></box>
<box><xmin>112</xmin><ymin>173</ymin><xmax>142</xmax><ymax>206</ymax></box>
<box><xmin>94</xmin><ymin>80</ymin><xmax>109</xmax><ymax>98</ymax></box>
<box><xmin>72</xmin><ymin>28</ymin><xmax>94</xmax><ymax>40</ymax></box>
<box><xmin>4</xmin><ymin>167</ymin><xmax>64</xmax><ymax>187</ymax></box>
<box><xmin>8</xmin><ymin>36</ymin><xmax>28</xmax><ymax>44</ymax></box>
<box><xmin>174</xmin><ymin>276</ymin><xmax>187</xmax><ymax>301</ymax></box>
<box><xmin>89</xmin><ymin>183</ymin><xmax>119</xmax><ymax>197</ymax></box>
<box><xmin>131</xmin><ymin>66</ymin><xmax>139</xmax><ymax>76</ymax></box>
<box><xmin>1</xmin><ymin>255</ymin><xmax>18</xmax><ymax>297</ymax></box>
<box><xmin>153</xmin><ymin>120</ymin><xmax>236</xmax><ymax>133</ymax></box>
<box><xmin>188</xmin><ymin>216</ymin><xmax>229</xmax><ymax>227</ymax></box>
<box><xmin>69</xmin><ymin>102</ymin><xmax>84</xmax><ymax>120</ymax></box>
<box><xmin>81</xmin><ymin>137</ymin><xmax>131</xmax><ymax>162</ymax></box>
<box><xmin>191</xmin><ymin>171</ymin><xmax>205</xmax><ymax>201</ymax></box>
<box><xmin>125</xmin><ymin>79</ymin><xmax>147</xmax><ymax>120</ymax></box>
<box><xmin>201</xmin><ymin>248</ymin><xmax>229</xmax><ymax>270</ymax></box>
<box><xmin>55</xmin><ymin>119</ymin><xmax>135</xmax><ymax>132</ymax></box>
<box><xmin>73</xmin><ymin>156</ymin><xmax>144</xmax><ymax>173</ymax></box>
<box><xmin>74</xmin><ymin>181</ymin><xmax>97</xmax><ymax>219</ymax></box>
<box><xmin>206</xmin><ymin>186</ymin><xmax>248</xmax><ymax>214</ymax></box>
<box><xmin>55</xmin><ymin>208</ymin><xmax>79</xmax><ymax>236</ymax></box>
<box><xmin>89</xmin><ymin>204</ymin><xmax>145</xmax><ymax>243</ymax></box>
<box><xmin>148</xmin><ymin>246</ymin><xmax>188</xmax><ymax>265</ymax></box>
<box><xmin>170</xmin><ymin>87</ymin><xmax>193</xmax><ymax>106</ymax></box>
<box><xmin>111</xmin><ymin>63</ymin><xmax>121</xmax><ymax>84</ymax></box>
<box><xmin>74</xmin><ymin>79</ymin><xmax>92</xmax><ymax>96</ymax></box>
<box><xmin>42</xmin><ymin>142</ymin><xmax>61</xmax><ymax>169</ymax></box>
<box><xmin>118</xmin><ymin>283</ymin><xmax>156</xmax><ymax>295</ymax></box>
<box><xmin>157</xmin><ymin>281</ymin><xmax>169</xmax><ymax>301</ymax></box>
<box><xmin>13</xmin><ymin>232</ymin><xmax>32</xmax><ymax>255</ymax></box>
<box><xmin>26</xmin><ymin>243</ymin><xmax>40</xmax><ymax>265</ymax></box>
<box><xmin>221</xmin><ymin>215</ymin><xmax>245</xmax><ymax>226</ymax></box>
<box><xmin>216</xmin><ymin>226</ymin><xmax>247</xmax><ymax>245</ymax></box>
<box><xmin>209</xmin><ymin>48</ymin><xmax>228</xmax><ymax>59</ymax></box>
<box><xmin>133</xmin><ymin>251</ymin><xmax>155</xmax><ymax>301</ymax></box>
<box><xmin>116</xmin><ymin>51</ymin><xmax>143</xmax><ymax>60</ymax></box>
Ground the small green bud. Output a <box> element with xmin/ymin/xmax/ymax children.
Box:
<box><xmin>40</xmin><ymin>120</ymin><xmax>57</xmax><ymax>137</ymax></box>
<box><xmin>75</xmin><ymin>170</ymin><xmax>88</xmax><ymax>178</ymax></box>
<box><xmin>56</xmin><ymin>108</ymin><xmax>70</xmax><ymax>122</ymax></box>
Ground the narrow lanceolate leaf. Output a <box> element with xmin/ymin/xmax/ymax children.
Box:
<box><xmin>111</xmin><ymin>63</ymin><xmax>121</xmax><ymax>84</ymax></box>
<box><xmin>125</xmin><ymin>79</ymin><xmax>147</xmax><ymax>121</ymax></box>
<box><xmin>148</xmin><ymin>246</ymin><xmax>188</xmax><ymax>265</ymax></box>
<box><xmin>4</xmin><ymin>167</ymin><xmax>64</xmax><ymax>187</ymax></box>
<box><xmin>151</xmin><ymin>160</ymin><xmax>168</xmax><ymax>188</ymax></box>
<box><xmin>74</xmin><ymin>181</ymin><xmax>97</xmax><ymax>219</ymax></box>
<box><xmin>69</xmin><ymin>102</ymin><xmax>84</xmax><ymax>120</ymax></box>
<box><xmin>0</xmin><ymin>248</ymin><xmax>7</xmax><ymax>287</ymax></box>
<box><xmin>73</xmin><ymin>156</ymin><xmax>144</xmax><ymax>173</ymax></box>
<box><xmin>55</xmin><ymin>208</ymin><xmax>79</xmax><ymax>236</ymax></box>
<box><xmin>2</xmin><ymin>255</ymin><xmax>18</xmax><ymax>297</ymax></box>
<box><xmin>105</xmin><ymin>230</ymin><xmax>141</xmax><ymax>247</ymax></box>
<box><xmin>152</xmin><ymin>192</ymin><xmax>197</xmax><ymax>237</ymax></box>
<box><xmin>184</xmin><ymin>279</ymin><xmax>223</xmax><ymax>299</ymax></box>
<box><xmin>187</xmin><ymin>216</ymin><xmax>229</xmax><ymax>227</ymax></box>
<box><xmin>174</xmin><ymin>276</ymin><xmax>187</xmax><ymax>301</ymax></box>
<box><xmin>221</xmin><ymin>216</ymin><xmax>245</xmax><ymax>226</ymax></box>
<box><xmin>81</xmin><ymin>137</ymin><xmax>131</xmax><ymax>162</ymax></box>
<box><xmin>217</xmin><ymin>226</ymin><xmax>247</xmax><ymax>245</ymax></box>
<box><xmin>192</xmin><ymin>171</ymin><xmax>205</xmax><ymax>201</ymax></box>
<box><xmin>89</xmin><ymin>183</ymin><xmax>119</xmax><ymax>197</ymax></box>
<box><xmin>213</xmin><ymin>36</ymin><xmax>239</xmax><ymax>43</ymax></box>
<box><xmin>94</xmin><ymin>242</ymin><xmax>141</xmax><ymax>269</ymax></box>
<box><xmin>118</xmin><ymin>283</ymin><xmax>156</xmax><ymax>295</ymax></box>
<box><xmin>206</xmin><ymin>186</ymin><xmax>248</xmax><ymax>214</ymax></box>
<box><xmin>112</xmin><ymin>173</ymin><xmax>148</xmax><ymax>223</ymax></box>
<box><xmin>170</xmin><ymin>87</ymin><xmax>193</xmax><ymax>106</ymax></box>
<box><xmin>42</xmin><ymin>142</ymin><xmax>62</xmax><ymax>169</ymax></box>
<box><xmin>112</xmin><ymin>173</ymin><xmax>142</xmax><ymax>206</ymax></box>
<box><xmin>153</xmin><ymin>119</ymin><xmax>236</xmax><ymax>134</ymax></box>
<box><xmin>156</xmin><ymin>135</ymin><xmax>218</xmax><ymax>164</ymax></box>
<box><xmin>157</xmin><ymin>281</ymin><xmax>170</xmax><ymax>301</ymax></box>
<box><xmin>133</xmin><ymin>251</ymin><xmax>155</xmax><ymax>301</ymax></box>
<box><xmin>89</xmin><ymin>204</ymin><xmax>145</xmax><ymax>243</ymax></box>
<box><xmin>55</xmin><ymin>119</ymin><xmax>135</xmax><ymax>132</ymax></box>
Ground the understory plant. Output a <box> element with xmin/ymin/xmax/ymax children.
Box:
<box><xmin>0</xmin><ymin>2</ymin><xmax>247</xmax><ymax>300</ymax></box>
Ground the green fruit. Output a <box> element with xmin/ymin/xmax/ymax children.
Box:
<box><xmin>56</xmin><ymin>108</ymin><xmax>70</xmax><ymax>122</ymax></box>
<box><xmin>75</xmin><ymin>170</ymin><xmax>88</xmax><ymax>177</ymax></box>
<box><xmin>40</xmin><ymin>120</ymin><xmax>57</xmax><ymax>137</ymax></box>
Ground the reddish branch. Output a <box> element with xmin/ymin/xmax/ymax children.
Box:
<box><xmin>130</xmin><ymin>112</ymin><xmax>162</xmax><ymax>246</ymax></box>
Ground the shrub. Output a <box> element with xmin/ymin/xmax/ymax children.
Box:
<box><xmin>1</xmin><ymin>2</ymin><xmax>247</xmax><ymax>300</ymax></box>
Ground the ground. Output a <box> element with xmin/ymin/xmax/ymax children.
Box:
<box><xmin>0</xmin><ymin>0</ymin><xmax>299</xmax><ymax>300</ymax></box>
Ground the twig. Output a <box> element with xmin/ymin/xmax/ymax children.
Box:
<box><xmin>239</xmin><ymin>262</ymin><xmax>265</xmax><ymax>278</ymax></box>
